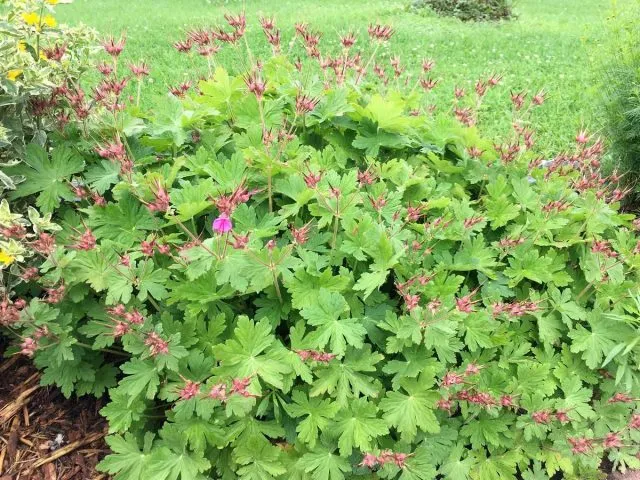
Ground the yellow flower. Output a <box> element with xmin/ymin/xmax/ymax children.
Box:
<box><xmin>42</xmin><ymin>15</ymin><xmax>57</xmax><ymax>28</ymax></box>
<box><xmin>6</xmin><ymin>69</ymin><xmax>23</xmax><ymax>81</ymax></box>
<box><xmin>0</xmin><ymin>251</ymin><xmax>15</xmax><ymax>266</ymax></box>
<box><xmin>46</xmin><ymin>0</ymin><xmax>60</xmax><ymax>4</ymax></box>
<box><xmin>17</xmin><ymin>41</ymin><xmax>27</xmax><ymax>52</ymax></box>
<box><xmin>21</xmin><ymin>12</ymin><xmax>39</xmax><ymax>26</ymax></box>
<box><xmin>0</xmin><ymin>240</ymin><xmax>27</xmax><ymax>264</ymax></box>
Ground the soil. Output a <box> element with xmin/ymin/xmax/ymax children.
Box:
<box><xmin>0</xmin><ymin>349</ymin><xmax>109</xmax><ymax>480</ymax></box>
<box><xmin>611</xmin><ymin>472</ymin><xmax>640</xmax><ymax>480</ymax></box>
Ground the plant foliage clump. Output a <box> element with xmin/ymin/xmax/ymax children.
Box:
<box><xmin>1</xmin><ymin>6</ymin><xmax>640</xmax><ymax>480</ymax></box>
<box><xmin>600</xmin><ymin>2</ymin><xmax>640</xmax><ymax>199</ymax></box>
<box><xmin>409</xmin><ymin>0</ymin><xmax>514</xmax><ymax>22</ymax></box>
<box><xmin>0</xmin><ymin>0</ymin><xmax>94</xmax><ymax>192</ymax></box>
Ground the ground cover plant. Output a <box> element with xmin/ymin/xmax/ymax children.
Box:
<box><xmin>2</xmin><ymin>1</ymin><xmax>640</xmax><ymax>480</ymax></box>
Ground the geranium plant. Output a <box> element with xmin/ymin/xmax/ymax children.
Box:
<box><xmin>2</xmin><ymin>10</ymin><xmax>640</xmax><ymax>480</ymax></box>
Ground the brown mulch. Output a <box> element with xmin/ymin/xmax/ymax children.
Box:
<box><xmin>611</xmin><ymin>473</ymin><xmax>640</xmax><ymax>480</ymax></box>
<box><xmin>0</xmin><ymin>352</ymin><xmax>109</xmax><ymax>480</ymax></box>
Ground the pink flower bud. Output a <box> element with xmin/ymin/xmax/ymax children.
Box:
<box><xmin>393</xmin><ymin>453</ymin><xmax>409</xmax><ymax>468</ymax></box>
<box><xmin>630</xmin><ymin>414</ymin><xmax>640</xmax><ymax>430</ymax></box>
<box><xmin>437</xmin><ymin>398</ymin><xmax>453</xmax><ymax>412</ymax></box>
<box><xmin>102</xmin><ymin>35</ymin><xmax>126</xmax><ymax>57</ymax></box>
<box><xmin>289</xmin><ymin>221</ymin><xmax>311</xmax><ymax>245</ymax></box>
<box><xmin>113</xmin><ymin>321</ymin><xmax>130</xmax><ymax>337</ymax></box>
<box><xmin>31</xmin><ymin>233</ymin><xmax>56</xmax><ymax>255</ymax></box>
<box><xmin>442</xmin><ymin>371</ymin><xmax>464</xmax><ymax>387</ymax></box>
<box><xmin>464</xmin><ymin>363</ymin><xmax>481</xmax><ymax>376</ymax></box>
<box><xmin>125</xmin><ymin>309</ymin><xmax>144</xmax><ymax>325</ymax></box>
<box><xmin>609</xmin><ymin>392</ymin><xmax>634</xmax><ymax>403</ymax></box>
<box><xmin>403</xmin><ymin>294</ymin><xmax>420</xmax><ymax>312</ymax></box>
<box><xmin>72</xmin><ymin>229</ymin><xmax>96</xmax><ymax>251</ymax></box>
<box><xmin>179</xmin><ymin>380</ymin><xmax>200</xmax><ymax>400</ymax></box>
<box><xmin>145</xmin><ymin>332</ymin><xmax>169</xmax><ymax>356</ymax></box>
<box><xmin>231</xmin><ymin>233</ymin><xmax>249</xmax><ymax>249</ymax></box>
<box><xmin>230</xmin><ymin>376</ymin><xmax>257</xmax><ymax>398</ymax></box>
<box><xmin>107</xmin><ymin>304</ymin><xmax>127</xmax><ymax>317</ymax></box>
<box><xmin>568</xmin><ymin>437</ymin><xmax>593</xmax><ymax>454</ymax></box>
<box><xmin>157</xmin><ymin>244</ymin><xmax>171</xmax><ymax>255</ymax></box>
<box><xmin>20</xmin><ymin>337</ymin><xmax>38</xmax><ymax>357</ymax></box>
<box><xmin>576</xmin><ymin>129</ymin><xmax>589</xmax><ymax>145</ymax></box>
<box><xmin>603</xmin><ymin>432</ymin><xmax>622</xmax><ymax>449</ymax></box>
<box><xmin>360</xmin><ymin>453</ymin><xmax>378</xmax><ymax>468</ymax></box>
<box><xmin>532</xmin><ymin>410</ymin><xmax>551</xmax><ymax>424</ymax></box>
<box><xmin>304</xmin><ymin>172</ymin><xmax>322</xmax><ymax>188</ymax></box>
<box><xmin>500</xmin><ymin>395</ymin><xmax>514</xmax><ymax>407</ymax></box>
<box><xmin>209</xmin><ymin>383</ymin><xmax>227</xmax><ymax>402</ymax></box>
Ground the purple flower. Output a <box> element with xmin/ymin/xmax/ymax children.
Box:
<box><xmin>212</xmin><ymin>213</ymin><xmax>232</xmax><ymax>234</ymax></box>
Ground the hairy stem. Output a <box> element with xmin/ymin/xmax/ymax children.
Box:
<box><xmin>272</xmin><ymin>269</ymin><xmax>283</xmax><ymax>303</ymax></box>
<box><xmin>76</xmin><ymin>342</ymin><xmax>129</xmax><ymax>358</ymax></box>
<box><xmin>331</xmin><ymin>215</ymin><xmax>339</xmax><ymax>250</ymax></box>
<box><xmin>268</xmin><ymin>166</ymin><xmax>273</xmax><ymax>213</ymax></box>
<box><xmin>136</xmin><ymin>79</ymin><xmax>142</xmax><ymax>107</ymax></box>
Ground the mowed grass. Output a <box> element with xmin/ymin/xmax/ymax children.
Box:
<box><xmin>57</xmin><ymin>0</ymin><xmax>622</xmax><ymax>151</ymax></box>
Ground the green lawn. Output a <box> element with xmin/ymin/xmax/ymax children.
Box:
<box><xmin>57</xmin><ymin>0</ymin><xmax>623</xmax><ymax>151</ymax></box>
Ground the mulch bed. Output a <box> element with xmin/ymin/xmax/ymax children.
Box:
<box><xmin>0</xmin><ymin>349</ymin><xmax>109</xmax><ymax>480</ymax></box>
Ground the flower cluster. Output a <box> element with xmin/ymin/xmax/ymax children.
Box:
<box><xmin>71</xmin><ymin>228</ymin><xmax>96</xmax><ymax>251</ymax></box>
<box><xmin>178</xmin><ymin>376</ymin><xmax>259</xmax><ymax>403</ymax></box>
<box><xmin>0</xmin><ymin>298</ymin><xmax>26</xmax><ymax>326</ymax></box>
<box><xmin>147</xmin><ymin>181</ymin><xmax>171</xmax><ymax>213</ymax></box>
<box><xmin>144</xmin><ymin>332</ymin><xmax>169</xmax><ymax>356</ymax></box>
<box><xmin>107</xmin><ymin>304</ymin><xmax>145</xmax><ymax>337</ymax></box>
<box><xmin>295</xmin><ymin>349</ymin><xmax>336</xmax><ymax>363</ymax></box>
<box><xmin>360</xmin><ymin>450</ymin><xmax>410</xmax><ymax>469</ymax></box>
<box><xmin>212</xmin><ymin>182</ymin><xmax>260</xmax><ymax>215</ymax></box>
<box><xmin>491</xmin><ymin>300</ymin><xmax>540</xmax><ymax>318</ymax></box>
<box><xmin>96</xmin><ymin>140</ymin><xmax>133</xmax><ymax>175</ymax></box>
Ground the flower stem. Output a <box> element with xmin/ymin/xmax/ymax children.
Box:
<box><xmin>272</xmin><ymin>269</ymin><xmax>282</xmax><ymax>303</ymax></box>
<box><xmin>268</xmin><ymin>166</ymin><xmax>273</xmax><ymax>213</ymax></box>
<box><xmin>356</xmin><ymin>42</ymin><xmax>380</xmax><ymax>85</ymax></box>
<box><xmin>35</xmin><ymin>3</ymin><xmax>45</xmax><ymax>59</ymax></box>
<box><xmin>136</xmin><ymin>79</ymin><xmax>142</xmax><ymax>107</ymax></box>
<box><xmin>76</xmin><ymin>342</ymin><xmax>129</xmax><ymax>358</ymax></box>
<box><xmin>331</xmin><ymin>216</ymin><xmax>339</xmax><ymax>250</ymax></box>
<box><xmin>147</xmin><ymin>296</ymin><xmax>162</xmax><ymax>312</ymax></box>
